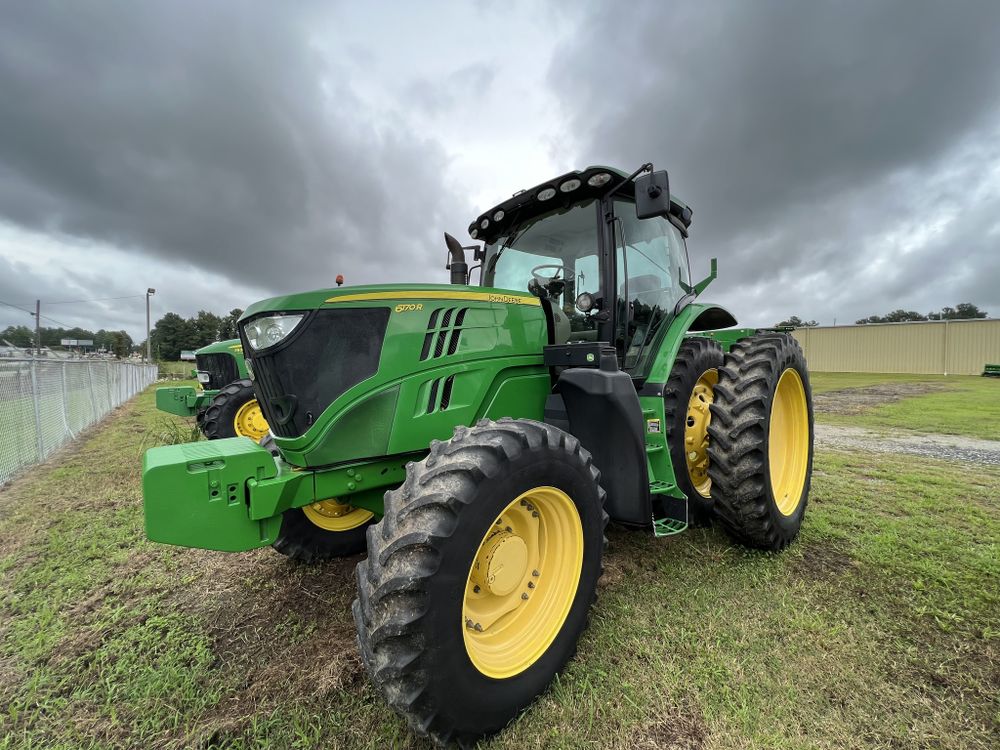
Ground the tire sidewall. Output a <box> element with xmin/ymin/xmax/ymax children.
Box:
<box><xmin>419</xmin><ymin>444</ymin><xmax>604</xmax><ymax>735</ymax></box>
<box><xmin>274</xmin><ymin>507</ymin><xmax>371</xmax><ymax>560</ymax></box>
<box><xmin>762</xmin><ymin>346</ymin><xmax>814</xmax><ymax>538</ymax></box>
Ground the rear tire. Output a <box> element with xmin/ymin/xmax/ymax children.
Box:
<box><xmin>260</xmin><ymin>436</ymin><xmax>374</xmax><ymax>563</ymax></box>
<box><xmin>707</xmin><ymin>334</ymin><xmax>813</xmax><ymax>550</ymax></box>
<box><xmin>663</xmin><ymin>337</ymin><xmax>724</xmax><ymax>525</ymax></box>
<box><xmin>201</xmin><ymin>379</ymin><xmax>268</xmax><ymax>440</ymax></box>
<box><xmin>353</xmin><ymin>418</ymin><xmax>607</xmax><ymax>746</ymax></box>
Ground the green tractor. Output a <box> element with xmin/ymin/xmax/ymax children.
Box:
<box><xmin>154</xmin><ymin>339</ymin><xmax>269</xmax><ymax>441</ymax></box>
<box><xmin>142</xmin><ymin>164</ymin><xmax>813</xmax><ymax>745</ymax></box>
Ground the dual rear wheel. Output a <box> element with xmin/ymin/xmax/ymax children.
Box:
<box><xmin>666</xmin><ymin>333</ymin><xmax>814</xmax><ymax>549</ymax></box>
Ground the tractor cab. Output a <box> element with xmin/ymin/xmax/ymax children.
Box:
<box><xmin>470</xmin><ymin>165</ymin><xmax>712</xmax><ymax>377</ymax></box>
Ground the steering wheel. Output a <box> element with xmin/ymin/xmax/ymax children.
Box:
<box><xmin>530</xmin><ymin>264</ymin><xmax>572</xmax><ymax>286</ymax></box>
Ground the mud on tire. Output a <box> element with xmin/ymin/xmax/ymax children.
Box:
<box><xmin>707</xmin><ymin>334</ymin><xmax>814</xmax><ymax>551</ymax></box>
<box><xmin>352</xmin><ymin>418</ymin><xmax>607</xmax><ymax>747</ymax></box>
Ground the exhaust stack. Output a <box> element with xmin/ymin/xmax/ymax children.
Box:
<box><xmin>444</xmin><ymin>233</ymin><xmax>469</xmax><ymax>285</ymax></box>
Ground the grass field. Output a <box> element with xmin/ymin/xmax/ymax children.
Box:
<box><xmin>0</xmin><ymin>377</ymin><xmax>997</xmax><ymax>749</ymax></box>
<box><xmin>810</xmin><ymin>372</ymin><xmax>1000</xmax><ymax>440</ymax></box>
<box><xmin>156</xmin><ymin>361</ymin><xmax>193</xmax><ymax>380</ymax></box>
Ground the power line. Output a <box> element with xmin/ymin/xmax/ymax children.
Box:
<box><xmin>0</xmin><ymin>299</ymin><xmax>78</xmax><ymax>329</ymax></box>
<box><xmin>45</xmin><ymin>294</ymin><xmax>146</xmax><ymax>305</ymax></box>
<box><xmin>0</xmin><ymin>299</ymin><xmax>36</xmax><ymax>316</ymax></box>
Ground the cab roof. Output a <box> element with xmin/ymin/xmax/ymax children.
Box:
<box><xmin>469</xmin><ymin>165</ymin><xmax>692</xmax><ymax>244</ymax></box>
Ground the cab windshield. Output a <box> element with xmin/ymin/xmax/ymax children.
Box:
<box><xmin>483</xmin><ymin>200</ymin><xmax>600</xmax><ymax>337</ymax></box>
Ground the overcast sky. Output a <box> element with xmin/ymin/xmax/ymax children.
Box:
<box><xmin>1</xmin><ymin>0</ymin><xmax>998</xmax><ymax>340</ymax></box>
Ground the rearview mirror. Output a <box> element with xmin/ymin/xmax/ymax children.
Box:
<box><xmin>635</xmin><ymin>170</ymin><xmax>671</xmax><ymax>219</ymax></box>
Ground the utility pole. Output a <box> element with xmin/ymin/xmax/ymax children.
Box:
<box><xmin>35</xmin><ymin>299</ymin><xmax>41</xmax><ymax>355</ymax></box>
<box><xmin>145</xmin><ymin>288</ymin><xmax>156</xmax><ymax>363</ymax></box>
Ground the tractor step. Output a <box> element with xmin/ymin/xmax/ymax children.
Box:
<box><xmin>649</xmin><ymin>481</ymin><xmax>688</xmax><ymax>537</ymax></box>
<box><xmin>653</xmin><ymin>517</ymin><xmax>688</xmax><ymax>537</ymax></box>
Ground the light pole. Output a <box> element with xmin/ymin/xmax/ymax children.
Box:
<box><xmin>146</xmin><ymin>288</ymin><xmax>156</xmax><ymax>363</ymax></box>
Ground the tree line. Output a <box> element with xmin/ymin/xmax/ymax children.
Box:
<box><xmin>855</xmin><ymin>302</ymin><xmax>987</xmax><ymax>324</ymax></box>
<box><xmin>147</xmin><ymin>308</ymin><xmax>244</xmax><ymax>361</ymax></box>
<box><xmin>0</xmin><ymin>325</ymin><xmax>134</xmax><ymax>357</ymax></box>
<box><xmin>775</xmin><ymin>302</ymin><xmax>988</xmax><ymax>328</ymax></box>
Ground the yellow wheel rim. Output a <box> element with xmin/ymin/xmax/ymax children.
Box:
<box><xmin>233</xmin><ymin>399</ymin><xmax>269</xmax><ymax>441</ymax></box>
<box><xmin>302</xmin><ymin>498</ymin><xmax>374</xmax><ymax>532</ymax></box>
<box><xmin>463</xmin><ymin>486</ymin><xmax>583</xmax><ymax>679</ymax></box>
<box><xmin>768</xmin><ymin>368</ymin><xmax>810</xmax><ymax>516</ymax></box>
<box><xmin>684</xmin><ymin>369</ymin><xmax>718</xmax><ymax>498</ymax></box>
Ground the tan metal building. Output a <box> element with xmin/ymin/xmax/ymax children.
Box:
<box><xmin>790</xmin><ymin>318</ymin><xmax>1000</xmax><ymax>375</ymax></box>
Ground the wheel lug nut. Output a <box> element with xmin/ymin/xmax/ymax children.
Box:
<box><xmin>521</xmin><ymin>593</ymin><xmax>529</xmax><ymax>600</ymax></box>
<box><xmin>532</xmin><ymin>511</ymin><xmax>539</xmax><ymax>518</ymax></box>
<box><xmin>473</xmin><ymin>585</ymin><xmax>480</xmax><ymax>594</ymax></box>
<box><xmin>532</xmin><ymin>570</ymin><xmax>540</xmax><ymax>577</ymax></box>
<box><xmin>474</xmin><ymin>622</ymin><xmax>483</xmax><ymax>632</ymax></box>
<box><xmin>465</xmin><ymin>619</ymin><xmax>474</xmax><ymax>629</ymax></box>
<box><xmin>506</xmin><ymin>526</ymin><xmax>513</xmax><ymax>532</ymax></box>
<box><xmin>527</xmin><ymin>581</ymin><xmax>535</xmax><ymax>589</ymax></box>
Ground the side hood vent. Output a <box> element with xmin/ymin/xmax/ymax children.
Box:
<box><xmin>420</xmin><ymin>307</ymin><xmax>469</xmax><ymax>361</ymax></box>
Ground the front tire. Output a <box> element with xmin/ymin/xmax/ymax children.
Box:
<box><xmin>353</xmin><ymin>418</ymin><xmax>607</xmax><ymax>746</ymax></box>
<box><xmin>201</xmin><ymin>379</ymin><xmax>269</xmax><ymax>441</ymax></box>
<box><xmin>707</xmin><ymin>334</ymin><xmax>814</xmax><ymax>550</ymax></box>
<box><xmin>259</xmin><ymin>435</ymin><xmax>374</xmax><ymax>563</ymax></box>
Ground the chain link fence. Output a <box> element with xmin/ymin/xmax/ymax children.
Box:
<box><xmin>0</xmin><ymin>359</ymin><xmax>158</xmax><ymax>485</ymax></box>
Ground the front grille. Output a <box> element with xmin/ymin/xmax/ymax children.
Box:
<box><xmin>243</xmin><ymin>308</ymin><xmax>390</xmax><ymax>438</ymax></box>
<box><xmin>195</xmin><ymin>353</ymin><xmax>239</xmax><ymax>390</ymax></box>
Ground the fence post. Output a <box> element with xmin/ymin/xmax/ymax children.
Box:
<box><xmin>29</xmin><ymin>359</ymin><xmax>45</xmax><ymax>462</ymax></box>
<box><xmin>60</xmin><ymin>362</ymin><xmax>76</xmax><ymax>440</ymax></box>
<box><xmin>87</xmin><ymin>362</ymin><xmax>99</xmax><ymax>422</ymax></box>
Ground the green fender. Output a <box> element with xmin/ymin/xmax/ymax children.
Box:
<box><xmin>644</xmin><ymin>302</ymin><xmax>739</xmax><ymax>384</ymax></box>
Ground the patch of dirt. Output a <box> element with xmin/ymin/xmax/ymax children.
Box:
<box><xmin>813</xmin><ymin>383</ymin><xmax>945</xmax><ymax>415</ymax></box>
<box><xmin>626</xmin><ymin>706</ymin><xmax>708</xmax><ymax>750</ymax></box>
<box><xmin>792</xmin><ymin>541</ymin><xmax>856</xmax><ymax>579</ymax></box>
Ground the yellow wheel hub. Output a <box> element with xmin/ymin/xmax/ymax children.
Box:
<box><xmin>233</xmin><ymin>399</ymin><xmax>269</xmax><ymax>441</ymax></box>
<box><xmin>684</xmin><ymin>369</ymin><xmax>718</xmax><ymax>498</ymax></box>
<box><xmin>302</xmin><ymin>498</ymin><xmax>374</xmax><ymax>532</ymax></box>
<box><xmin>768</xmin><ymin>368</ymin><xmax>810</xmax><ymax>516</ymax></box>
<box><xmin>463</xmin><ymin>486</ymin><xmax>583</xmax><ymax>679</ymax></box>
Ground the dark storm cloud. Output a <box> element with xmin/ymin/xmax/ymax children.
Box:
<box><xmin>0</xmin><ymin>1</ymin><xmax>460</xmax><ymax>298</ymax></box>
<box><xmin>550</xmin><ymin>0</ymin><xmax>1000</xmax><ymax>324</ymax></box>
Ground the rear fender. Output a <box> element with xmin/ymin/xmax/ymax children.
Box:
<box><xmin>641</xmin><ymin>303</ymin><xmax>738</xmax><ymax>386</ymax></box>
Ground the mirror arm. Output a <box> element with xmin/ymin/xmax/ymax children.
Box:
<box><xmin>691</xmin><ymin>257</ymin><xmax>718</xmax><ymax>296</ymax></box>
<box><xmin>603</xmin><ymin>162</ymin><xmax>653</xmax><ymax>200</ymax></box>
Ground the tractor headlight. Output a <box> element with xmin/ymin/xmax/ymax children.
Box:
<box><xmin>244</xmin><ymin>314</ymin><xmax>305</xmax><ymax>351</ymax></box>
<box><xmin>196</xmin><ymin>371</ymin><xmax>210</xmax><ymax>384</ymax></box>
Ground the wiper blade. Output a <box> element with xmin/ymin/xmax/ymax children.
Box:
<box><xmin>486</xmin><ymin>217</ymin><xmax>530</xmax><ymax>275</ymax></box>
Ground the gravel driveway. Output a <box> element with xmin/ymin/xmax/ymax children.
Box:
<box><xmin>815</xmin><ymin>423</ymin><xmax>1000</xmax><ymax>466</ymax></box>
